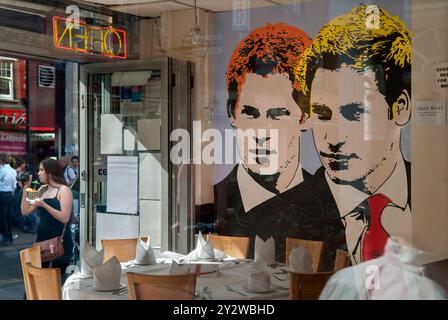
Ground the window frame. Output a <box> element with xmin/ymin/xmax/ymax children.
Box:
<box><xmin>0</xmin><ymin>57</ymin><xmax>17</xmax><ymax>101</ymax></box>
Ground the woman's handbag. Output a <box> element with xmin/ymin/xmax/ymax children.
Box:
<box><xmin>34</xmin><ymin>225</ymin><xmax>67</xmax><ymax>262</ymax></box>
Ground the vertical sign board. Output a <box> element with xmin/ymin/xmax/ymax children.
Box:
<box><xmin>232</xmin><ymin>0</ymin><xmax>249</xmax><ymax>31</ymax></box>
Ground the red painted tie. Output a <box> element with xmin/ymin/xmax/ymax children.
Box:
<box><xmin>361</xmin><ymin>193</ymin><xmax>392</xmax><ymax>262</ymax></box>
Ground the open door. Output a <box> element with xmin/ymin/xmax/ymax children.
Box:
<box><xmin>78</xmin><ymin>57</ymin><xmax>194</xmax><ymax>256</ymax></box>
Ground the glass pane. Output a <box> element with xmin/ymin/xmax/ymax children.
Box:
<box><xmin>88</xmin><ymin>71</ymin><xmax>164</xmax><ymax>249</ymax></box>
<box><xmin>0</xmin><ymin>78</ymin><xmax>10</xmax><ymax>95</ymax></box>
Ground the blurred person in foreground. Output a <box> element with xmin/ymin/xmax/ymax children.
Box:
<box><xmin>319</xmin><ymin>237</ymin><xmax>447</xmax><ymax>299</ymax></box>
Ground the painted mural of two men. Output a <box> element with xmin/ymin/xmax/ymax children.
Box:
<box><xmin>214</xmin><ymin>23</ymin><xmax>345</xmax><ymax>268</ymax></box>
<box><xmin>214</xmin><ymin>5</ymin><xmax>412</xmax><ymax>268</ymax></box>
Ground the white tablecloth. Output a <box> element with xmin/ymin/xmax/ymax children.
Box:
<box><xmin>62</xmin><ymin>259</ymin><xmax>290</xmax><ymax>300</ymax></box>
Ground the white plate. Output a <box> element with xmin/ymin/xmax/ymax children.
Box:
<box><xmin>76</xmin><ymin>273</ymin><xmax>93</xmax><ymax>279</ymax></box>
<box><xmin>94</xmin><ymin>283</ymin><xmax>127</xmax><ymax>292</ymax></box>
<box><xmin>130</xmin><ymin>260</ymin><xmax>155</xmax><ymax>266</ymax></box>
<box><xmin>242</xmin><ymin>284</ymin><xmax>275</xmax><ymax>293</ymax></box>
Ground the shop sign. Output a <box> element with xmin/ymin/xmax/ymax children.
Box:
<box><xmin>0</xmin><ymin>131</ymin><xmax>26</xmax><ymax>155</ymax></box>
<box><xmin>52</xmin><ymin>16</ymin><xmax>127</xmax><ymax>59</ymax></box>
<box><xmin>31</xmin><ymin>133</ymin><xmax>55</xmax><ymax>141</ymax></box>
<box><xmin>0</xmin><ymin>109</ymin><xmax>27</xmax><ymax>129</ymax></box>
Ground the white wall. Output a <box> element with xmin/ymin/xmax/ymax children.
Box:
<box><xmin>411</xmin><ymin>0</ymin><xmax>448</xmax><ymax>261</ymax></box>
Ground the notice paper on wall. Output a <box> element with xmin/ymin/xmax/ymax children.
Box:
<box><xmin>435</xmin><ymin>61</ymin><xmax>448</xmax><ymax>91</ymax></box>
<box><xmin>101</xmin><ymin>114</ymin><xmax>123</xmax><ymax>154</ymax></box>
<box><xmin>414</xmin><ymin>100</ymin><xmax>447</xmax><ymax>126</ymax></box>
<box><xmin>106</xmin><ymin>156</ymin><xmax>138</xmax><ymax>214</ymax></box>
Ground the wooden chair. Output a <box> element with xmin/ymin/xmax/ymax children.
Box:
<box><xmin>207</xmin><ymin>234</ymin><xmax>250</xmax><ymax>259</ymax></box>
<box><xmin>101</xmin><ymin>237</ymin><xmax>149</xmax><ymax>262</ymax></box>
<box><xmin>285</xmin><ymin>237</ymin><xmax>324</xmax><ymax>272</ymax></box>
<box><xmin>19</xmin><ymin>246</ymin><xmax>42</xmax><ymax>300</ymax></box>
<box><xmin>334</xmin><ymin>249</ymin><xmax>350</xmax><ymax>271</ymax></box>
<box><xmin>127</xmin><ymin>272</ymin><xmax>197</xmax><ymax>300</ymax></box>
<box><xmin>289</xmin><ymin>271</ymin><xmax>334</xmax><ymax>300</ymax></box>
<box><xmin>25</xmin><ymin>263</ymin><xmax>61</xmax><ymax>300</ymax></box>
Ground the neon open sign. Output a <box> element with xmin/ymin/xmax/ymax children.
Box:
<box><xmin>53</xmin><ymin>16</ymin><xmax>127</xmax><ymax>59</ymax></box>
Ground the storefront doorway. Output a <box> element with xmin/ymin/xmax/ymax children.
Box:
<box><xmin>79</xmin><ymin>57</ymin><xmax>195</xmax><ymax>255</ymax></box>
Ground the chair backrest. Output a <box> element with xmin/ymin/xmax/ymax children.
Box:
<box><xmin>285</xmin><ymin>237</ymin><xmax>324</xmax><ymax>272</ymax></box>
<box><xmin>289</xmin><ymin>271</ymin><xmax>334</xmax><ymax>300</ymax></box>
<box><xmin>101</xmin><ymin>237</ymin><xmax>149</xmax><ymax>262</ymax></box>
<box><xmin>127</xmin><ymin>272</ymin><xmax>197</xmax><ymax>300</ymax></box>
<box><xmin>208</xmin><ymin>234</ymin><xmax>250</xmax><ymax>259</ymax></box>
<box><xmin>25</xmin><ymin>263</ymin><xmax>61</xmax><ymax>300</ymax></box>
<box><xmin>19</xmin><ymin>246</ymin><xmax>42</xmax><ymax>300</ymax></box>
<box><xmin>334</xmin><ymin>249</ymin><xmax>350</xmax><ymax>271</ymax></box>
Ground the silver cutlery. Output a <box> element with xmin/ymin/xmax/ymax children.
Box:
<box><xmin>125</xmin><ymin>263</ymin><xmax>140</xmax><ymax>268</ymax></box>
<box><xmin>225</xmin><ymin>285</ymin><xmax>247</xmax><ymax>296</ymax></box>
<box><xmin>195</xmin><ymin>291</ymin><xmax>206</xmax><ymax>300</ymax></box>
<box><xmin>272</xmin><ymin>274</ymin><xmax>288</xmax><ymax>281</ymax></box>
<box><xmin>203</xmin><ymin>286</ymin><xmax>213</xmax><ymax>299</ymax></box>
<box><xmin>267</xmin><ymin>262</ymin><xmax>286</xmax><ymax>268</ymax></box>
<box><xmin>272</xmin><ymin>284</ymin><xmax>288</xmax><ymax>290</ymax></box>
<box><xmin>273</xmin><ymin>269</ymin><xmax>289</xmax><ymax>274</ymax></box>
<box><xmin>112</xmin><ymin>287</ymin><xmax>128</xmax><ymax>295</ymax></box>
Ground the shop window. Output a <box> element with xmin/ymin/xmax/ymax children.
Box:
<box><xmin>0</xmin><ymin>57</ymin><xmax>15</xmax><ymax>101</ymax></box>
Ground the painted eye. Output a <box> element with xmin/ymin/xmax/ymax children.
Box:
<box><xmin>312</xmin><ymin>105</ymin><xmax>332</xmax><ymax>122</ymax></box>
<box><xmin>267</xmin><ymin>108</ymin><xmax>291</xmax><ymax>120</ymax></box>
<box><xmin>241</xmin><ymin>105</ymin><xmax>260</xmax><ymax>119</ymax></box>
<box><xmin>340</xmin><ymin>103</ymin><xmax>369</xmax><ymax>121</ymax></box>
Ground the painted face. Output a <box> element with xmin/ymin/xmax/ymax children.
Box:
<box><xmin>310</xmin><ymin>65</ymin><xmax>401</xmax><ymax>186</ymax></box>
<box><xmin>232</xmin><ymin>73</ymin><xmax>302</xmax><ymax>179</ymax></box>
<box><xmin>38</xmin><ymin>164</ymin><xmax>48</xmax><ymax>184</ymax></box>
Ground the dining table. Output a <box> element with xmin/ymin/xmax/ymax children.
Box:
<box><xmin>62</xmin><ymin>256</ymin><xmax>290</xmax><ymax>300</ymax></box>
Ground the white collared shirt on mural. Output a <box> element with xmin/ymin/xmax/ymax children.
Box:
<box><xmin>237</xmin><ymin>163</ymin><xmax>304</xmax><ymax>212</ymax></box>
<box><xmin>325</xmin><ymin>159</ymin><xmax>411</xmax><ymax>264</ymax></box>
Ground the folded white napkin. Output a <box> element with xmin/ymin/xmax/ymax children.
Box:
<box><xmin>81</xmin><ymin>241</ymin><xmax>104</xmax><ymax>276</ymax></box>
<box><xmin>169</xmin><ymin>260</ymin><xmax>198</xmax><ymax>275</ymax></box>
<box><xmin>185</xmin><ymin>231</ymin><xmax>215</xmax><ymax>261</ymax></box>
<box><xmin>135</xmin><ymin>238</ymin><xmax>157</xmax><ymax>265</ymax></box>
<box><xmin>288</xmin><ymin>245</ymin><xmax>313</xmax><ymax>273</ymax></box>
<box><xmin>214</xmin><ymin>249</ymin><xmax>228</xmax><ymax>260</ymax></box>
<box><xmin>93</xmin><ymin>256</ymin><xmax>122</xmax><ymax>291</ymax></box>
<box><xmin>247</xmin><ymin>258</ymin><xmax>271</xmax><ymax>291</ymax></box>
<box><xmin>254</xmin><ymin>235</ymin><xmax>275</xmax><ymax>265</ymax></box>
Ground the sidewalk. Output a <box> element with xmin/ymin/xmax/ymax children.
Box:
<box><xmin>0</xmin><ymin>229</ymin><xmax>35</xmax><ymax>300</ymax></box>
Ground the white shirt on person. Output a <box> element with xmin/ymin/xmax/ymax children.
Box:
<box><xmin>0</xmin><ymin>164</ymin><xmax>17</xmax><ymax>192</ymax></box>
<box><xmin>319</xmin><ymin>237</ymin><xmax>447</xmax><ymax>300</ymax></box>
<box><xmin>325</xmin><ymin>158</ymin><xmax>411</xmax><ymax>264</ymax></box>
<box><xmin>64</xmin><ymin>165</ymin><xmax>77</xmax><ymax>186</ymax></box>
